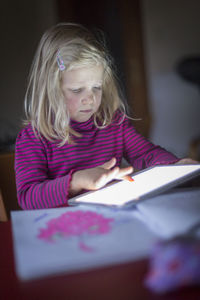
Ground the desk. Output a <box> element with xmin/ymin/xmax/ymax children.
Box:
<box><xmin>1</xmin><ymin>221</ymin><xmax>200</xmax><ymax>300</ymax></box>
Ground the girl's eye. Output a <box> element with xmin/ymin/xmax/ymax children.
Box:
<box><xmin>93</xmin><ymin>86</ymin><xmax>102</xmax><ymax>91</ymax></box>
<box><xmin>71</xmin><ymin>88</ymin><xmax>82</xmax><ymax>94</ymax></box>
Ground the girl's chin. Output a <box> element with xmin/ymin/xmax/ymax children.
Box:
<box><xmin>72</xmin><ymin>114</ymin><xmax>93</xmax><ymax>123</ymax></box>
<box><xmin>71</xmin><ymin>110</ymin><xmax>95</xmax><ymax>122</ymax></box>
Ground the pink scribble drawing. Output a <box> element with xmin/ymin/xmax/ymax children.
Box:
<box><xmin>37</xmin><ymin>210</ymin><xmax>114</xmax><ymax>252</ymax></box>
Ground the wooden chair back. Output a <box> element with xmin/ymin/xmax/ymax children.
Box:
<box><xmin>0</xmin><ymin>152</ymin><xmax>20</xmax><ymax>221</ymax></box>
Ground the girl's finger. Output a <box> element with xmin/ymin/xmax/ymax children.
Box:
<box><xmin>96</xmin><ymin>166</ymin><xmax>119</xmax><ymax>188</ymax></box>
<box><xmin>116</xmin><ymin>166</ymin><xmax>134</xmax><ymax>179</ymax></box>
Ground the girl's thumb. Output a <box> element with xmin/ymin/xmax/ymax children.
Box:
<box><xmin>101</xmin><ymin>157</ymin><xmax>117</xmax><ymax>170</ymax></box>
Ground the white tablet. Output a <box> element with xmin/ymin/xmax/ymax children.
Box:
<box><xmin>68</xmin><ymin>164</ymin><xmax>200</xmax><ymax>207</ymax></box>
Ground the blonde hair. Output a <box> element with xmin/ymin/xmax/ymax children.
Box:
<box><xmin>24</xmin><ymin>23</ymin><xmax>126</xmax><ymax>145</ymax></box>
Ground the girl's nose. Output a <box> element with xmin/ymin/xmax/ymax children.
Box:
<box><xmin>82</xmin><ymin>91</ymin><xmax>94</xmax><ymax>104</ymax></box>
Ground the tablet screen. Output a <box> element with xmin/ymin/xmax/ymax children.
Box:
<box><xmin>69</xmin><ymin>164</ymin><xmax>200</xmax><ymax>207</ymax></box>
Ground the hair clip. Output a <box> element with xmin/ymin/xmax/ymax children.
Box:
<box><xmin>56</xmin><ymin>51</ymin><xmax>65</xmax><ymax>71</ymax></box>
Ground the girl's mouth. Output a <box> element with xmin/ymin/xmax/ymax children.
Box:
<box><xmin>80</xmin><ymin>109</ymin><xmax>92</xmax><ymax>113</ymax></box>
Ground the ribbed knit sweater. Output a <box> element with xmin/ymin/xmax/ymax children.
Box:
<box><xmin>15</xmin><ymin>113</ymin><xmax>179</xmax><ymax>209</ymax></box>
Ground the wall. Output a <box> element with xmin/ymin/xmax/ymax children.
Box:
<box><xmin>0</xmin><ymin>0</ymin><xmax>57</xmax><ymax>148</ymax></box>
<box><xmin>142</xmin><ymin>0</ymin><xmax>200</xmax><ymax>157</ymax></box>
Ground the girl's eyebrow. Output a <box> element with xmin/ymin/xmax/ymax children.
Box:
<box><xmin>67</xmin><ymin>81</ymin><xmax>103</xmax><ymax>88</ymax></box>
<box><xmin>67</xmin><ymin>87</ymin><xmax>83</xmax><ymax>91</ymax></box>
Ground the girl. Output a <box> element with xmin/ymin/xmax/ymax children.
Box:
<box><xmin>15</xmin><ymin>23</ymin><xmax>194</xmax><ymax>210</ymax></box>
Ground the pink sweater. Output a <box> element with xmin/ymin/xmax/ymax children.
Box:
<box><xmin>15</xmin><ymin>113</ymin><xmax>179</xmax><ymax>209</ymax></box>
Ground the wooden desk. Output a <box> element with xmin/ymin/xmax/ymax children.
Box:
<box><xmin>1</xmin><ymin>222</ymin><xmax>200</xmax><ymax>300</ymax></box>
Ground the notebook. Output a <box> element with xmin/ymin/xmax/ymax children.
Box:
<box><xmin>68</xmin><ymin>164</ymin><xmax>200</xmax><ymax>207</ymax></box>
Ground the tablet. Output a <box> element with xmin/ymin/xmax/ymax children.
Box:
<box><xmin>68</xmin><ymin>164</ymin><xmax>200</xmax><ymax>207</ymax></box>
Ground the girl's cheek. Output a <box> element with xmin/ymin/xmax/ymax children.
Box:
<box><xmin>67</xmin><ymin>96</ymin><xmax>80</xmax><ymax>112</ymax></box>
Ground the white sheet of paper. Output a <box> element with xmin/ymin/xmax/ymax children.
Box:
<box><xmin>134</xmin><ymin>187</ymin><xmax>200</xmax><ymax>238</ymax></box>
<box><xmin>69</xmin><ymin>164</ymin><xmax>200</xmax><ymax>206</ymax></box>
<box><xmin>11</xmin><ymin>206</ymin><xmax>157</xmax><ymax>281</ymax></box>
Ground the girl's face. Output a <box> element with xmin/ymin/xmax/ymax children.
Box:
<box><xmin>61</xmin><ymin>65</ymin><xmax>104</xmax><ymax>122</ymax></box>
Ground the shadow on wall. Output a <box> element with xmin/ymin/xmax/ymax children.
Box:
<box><xmin>176</xmin><ymin>56</ymin><xmax>200</xmax><ymax>160</ymax></box>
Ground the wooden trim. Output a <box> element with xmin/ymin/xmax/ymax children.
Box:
<box><xmin>118</xmin><ymin>0</ymin><xmax>151</xmax><ymax>137</ymax></box>
<box><xmin>0</xmin><ymin>189</ymin><xmax>8</xmax><ymax>222</ymax></box>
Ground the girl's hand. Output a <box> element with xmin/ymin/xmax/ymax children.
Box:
<box><xmin>175</xmin><ymin>158</ymin><xmax>199</xmax><ymax>165</ymax></box>
<box><xmin>70</xmin><ymin>157</ymin><xmax>133</xmax><ymax>195</ymax></box>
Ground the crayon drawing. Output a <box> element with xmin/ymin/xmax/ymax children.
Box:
<box><xmin>37</xmin><ymin>210</ymin><xmax>114</xmax><ymax>252</ymax></box>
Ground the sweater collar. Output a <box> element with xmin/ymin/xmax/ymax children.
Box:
<box><xmin>70</xmin><ymin>117</ymin><xmax>95</xmax><ymax>133</ymax></box>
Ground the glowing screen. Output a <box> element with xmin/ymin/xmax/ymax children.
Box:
<box><xmin>71</xmin><ymin>164</ymin><xmax>200</xmax><ymax>206</ymax></box>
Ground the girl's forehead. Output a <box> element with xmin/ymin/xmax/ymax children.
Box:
<box><xmin>62</xmin><ymin>65</ymin><xmax>104</xmax><ymax>84</ymax></box>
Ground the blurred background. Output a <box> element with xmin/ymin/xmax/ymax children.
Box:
<box><xmin>1</xmin><ymin>0</ymin><xmax>200</xmax><ymax>159</ymax></box>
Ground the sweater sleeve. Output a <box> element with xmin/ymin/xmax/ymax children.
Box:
<box><xmin>15</xmin><ymin>126</ymin><xmax>71</xmax><ymax>209</ymax></box>
<box><xmin>122</xmin><ymin>118</ymin><xmax>179</xmax><ymax>169</ymax></box>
